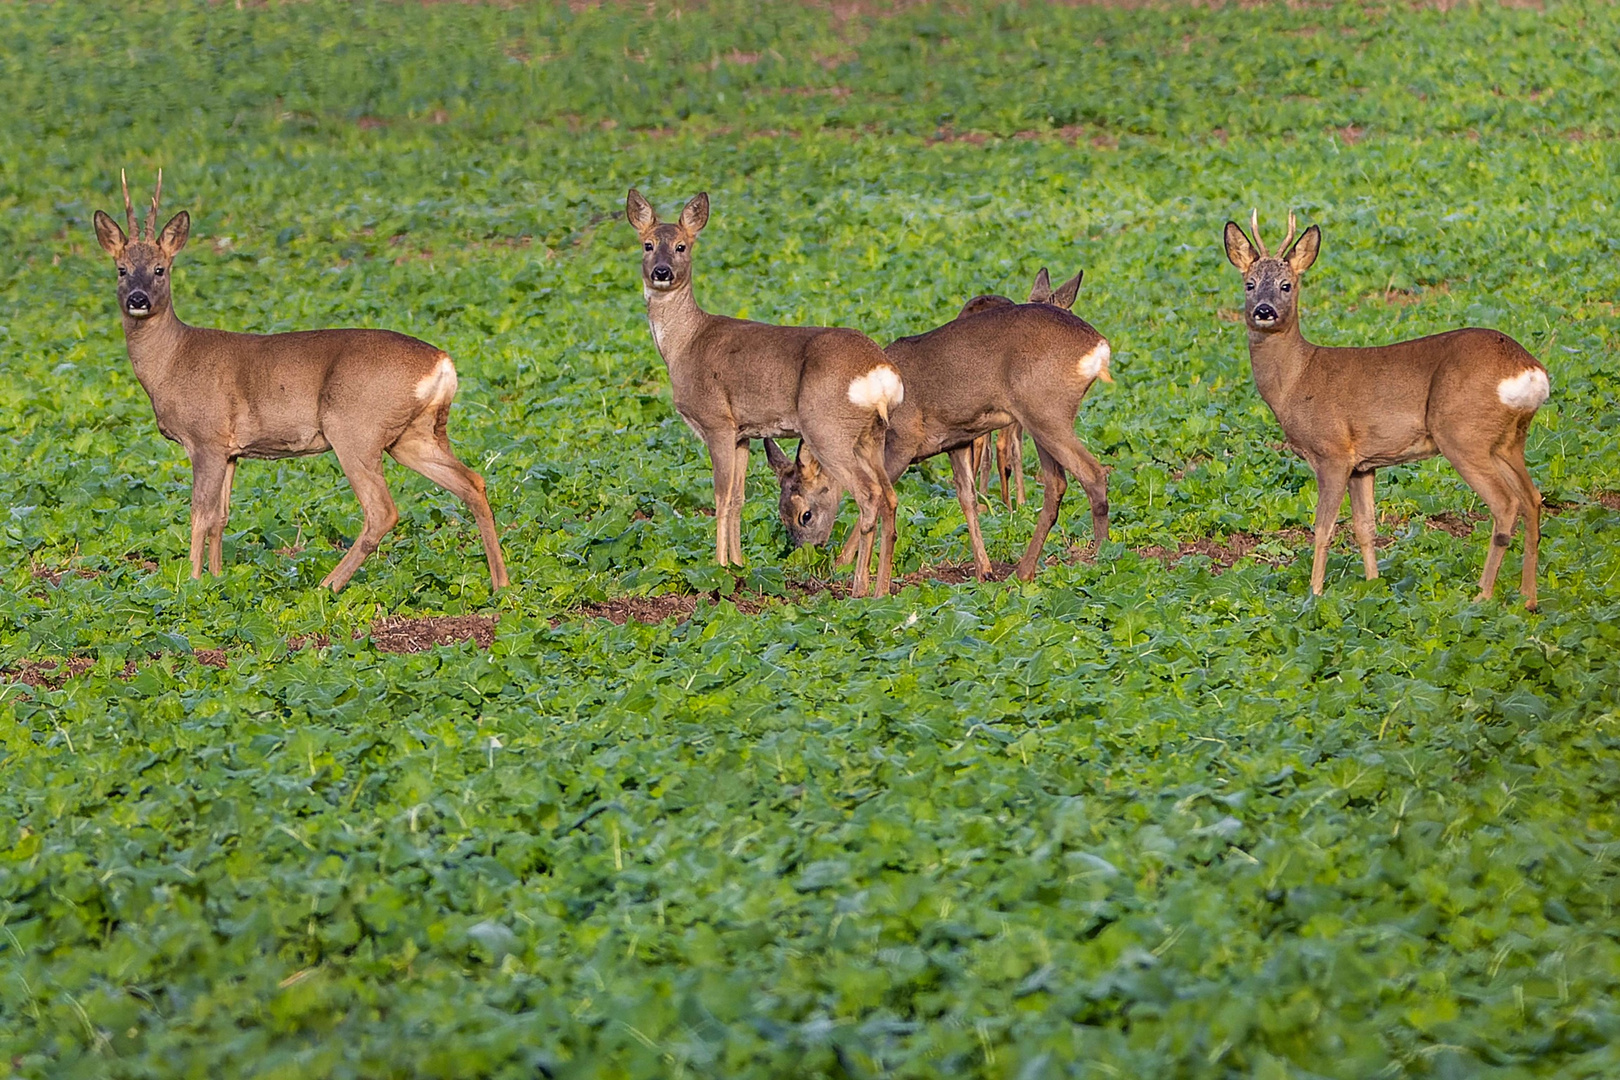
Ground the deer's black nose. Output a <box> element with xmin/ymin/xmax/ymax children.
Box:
<box><xmin>651</xmin><ymin>265</ymin><xmax>673</xmax><ymax>283</ymax></box>
<box><xmin>1252</xmin><ymin>303</ymin><xmax>1277</xmax><ymax>322</ymax></box>
<box><xmin>127</xmin><ymin>291</ymin><xmax>151</xmax><ymax>310</ymax></box>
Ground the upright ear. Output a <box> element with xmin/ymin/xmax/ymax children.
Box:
<box><xmin>1224</xmin><ymin>221</ymin><xmax>1259</xmax><ymax>272</ymax></box>
<box><xmin>157</xmin><ymin>211</ymin><xmax>190</xmax><ymax>256</ymax></box>
<box><xmin>679</xmin><ymin>192</ymin><xmax>709</xmax><ymax>236</ymax></box>
<box><xmin>958</xmin><ymin>294</ymin><xmax>1012</xmax><ymax>319</ymax></box>
<box><xmin>796</xmin><ymin>442</ymin><xmax>822</xmax><ymax>484</ymax></box>
<box><xmin>1284</xmin><ymin>224</ymin><xmax>1321</xmax><ymax>275</ymax></box>
<box><xmin>626</xmin><ymin>189</ymin><xmax>657</xmax><ymax>232</ymax></box>
<box><xmin>93</xmin><ymin>211</ymin><xmax>128</xmax><ymax>256</ymax></box>
<box><xmin>1052</xmin><ymin>270</ymin><xmax>1082</xmax><ymax>310</ymax></box>
<box><xmin>764</xmin><ymin>437</ymin><xmax>793</xmax><ymax>477</ymax></box>
<box><xmin>1028</xmin><ymin>267</ymin><xmax>1052</xmax><ymax>304</ymax></box>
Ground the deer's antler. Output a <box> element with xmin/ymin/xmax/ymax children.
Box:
<box><xmin>146</xmin><ymin>169</ymin><xmax>163</xmax><ymax>242</ymax></box>
<box><xmin>1250</xmin><ymin>207</ymin><xmax>1269</xmax><ymax>258</ymax></box>
<box><xmin>1278</xmin><ymin>210</ymin><xmax>1297</xmax><ymax>256</ymax></box>
<box><xmin>122</xmin><ymin>169</ymin><xmax>136</xmax><ymax>240</ymax></box>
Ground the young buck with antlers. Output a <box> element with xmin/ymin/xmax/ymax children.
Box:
<box><xmin>767</xmin><ymin>267</ymin><xmax>1110</xmax><ymax>581</ymax></box>
<box><xmin>962</xmin><ymin>267</ymin><xmax>1086</xmax><ymax>508</ymax></box>
<box><xmin>1223</xmin><ymin>211</ymin><xmax>1549</xmax><ymax>608</ymax></box>
<box><xmin>625</xmin><ymin>190</ymin><xmax>902</xmax><ymax>597</ymax></box>
<box><xmin>93</xmin><ymin>171</ymin><xmax>509</xmax><ymax>592</ymax></box>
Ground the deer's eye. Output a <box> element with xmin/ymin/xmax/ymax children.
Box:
<box><xmin>675</xmin><ymin>244</ymin><xmax>686</xmax><ymax>252</ymax></box>
<box><xmin>118</xmin><ymin>267</ymin><xmax>127</xmax><ymax>277</ymax></box>
<box><xmin>643</xmin><ymin>242</ymin><xmax>653</xmax><ymax>252</ymax></box>
<box><xmin>798</xmin><ymin>510</ymin><xmax>813</xmax><ymax>526</ymax></box>
<box><xmin>1280</xmin><ymin>282</ymin><xmax>1290</xmax><ymax>292</ymax></box>
<box><xmin>1244</xmin><ymin>280</ymin><xmax>1254</xmax><ymax>290</ymax></box>
<box><xmin>154</xmin><ymin>267</ymin><xmax>164</xmax><ymax>277</ymax></box>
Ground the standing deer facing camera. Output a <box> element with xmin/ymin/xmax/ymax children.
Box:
<box><xmin>625</xmin><ymin>190</ymin><xmax>902</xmax><ymax>597</ymax></box>
<box><xmin>1223</xmin><ymin>211</ymin><xmax>1548</xmax><ymax>608</ymax></box>
<box><xmin>93</xmin><ymin>171</ymin><xmax>509</xmax><ymax>592</ymax></box>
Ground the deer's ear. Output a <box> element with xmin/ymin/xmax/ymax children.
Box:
<box><xmin>1052</xmin><ymin>271</ymin><xmax>1082</xmax><ymax>310</ymax></box>
<box><xmin>958</xmin><ymin>294</ymin><xmax>1010</xmax><ymax>319</ymax></box>
<box><xmin>1284</xmin><ymin>224</ymin><xmax>1321</xmax><ymax>275</ymax></box>
<box><xmin>764</xmin><ymin>437</ymin><xmax>792</xmax><ymax>476</ymax></box>
<box><xmin>679</xmin><ymin>192</ymin><xmax>709</xmax><ymax>236</ymax></box>
<box><xmin>796</xmin><ymin>443</ymin><xmax>823</xmax><ymax>484</ymax></box>
<box><xmin>93</xmin><ymin>210</ymin><xmax>127</xmax><ymax>256</ymax></box>
<box><xmin>1028</xmin><ymin>267</ymin><xmax>1052</xmax><ymax>304</ymax></box>
<box><xmin>626</xmin><ymin>189</ymin><xmax>657</xmax><ymax>232</ymax></box>
<box><xmin>157</xmin><ymin>211</ymin><xmax>189</xmax><ymax>256</ymax></box>
<box><xmin>1224</xmin><ymin>221</ymin><xmax>1259</xmax><ymax>272</ymax></box>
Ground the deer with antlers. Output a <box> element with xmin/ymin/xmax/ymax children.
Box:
<box><xmin>92</xmin><ymin>171</ymin><xmax>509</xmax><ymax>592</ymax></box>
<box><xmin>1223</xmin><ymin>210</ymin><xmax>1549</xmax><ymax>608</ymax></box>
<box><xmin>767</xmin><ymin>266</ymin><xmax>1110</xmax><ymax>581</ymax></box>
<box><xmin>625</xmin><ymin>190</ymin><xmax>902</xmax><ymax>597</ymax></box>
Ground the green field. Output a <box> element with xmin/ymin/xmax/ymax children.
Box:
<box><xmin>4</xmin><ymin>2</ymin><xmax>1620</xmax><ymax>1077</ymax></box>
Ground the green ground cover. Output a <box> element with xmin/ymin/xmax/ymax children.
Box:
<box><xmin>3</xmin><ymin>1</ymin><xmax>1620</xmax><ymax>1076</ymax></box>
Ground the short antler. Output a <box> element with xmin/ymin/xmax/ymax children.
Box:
<box><xmin>147</xmin><ymin>169</ymin><xmax>163</xmax><ymax>241</ymax></box>
<box><xmin>121</xmin><ymin>169</ymin><xmax>136</xmax><ymax>240</ymax></box>
<box><xmin>1250</xmin><ymin>208</ymin><xmax>1269</xmax><ymax>259</ymax></box>
<box><xmin>1278</xmin><ymin>210</ymin><xmax>1297</xmax><ymax>255</ymax></box>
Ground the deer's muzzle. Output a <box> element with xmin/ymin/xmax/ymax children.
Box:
<box><xmin>125</xmin><ymin>291</ymin><xmax>153</xmax><ymax>317</ymax></box>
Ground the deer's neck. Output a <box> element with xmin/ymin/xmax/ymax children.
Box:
<box><xmin>1246</xmin><ymin>321</ymin><xmax>1315</xmax><ymax>410</ymax></box>
<box><xmin>644</xmin><ymin>283</ymin><xmax>710</xmax><ymax>368</ymax></box>
<box><xmin>121</xmin><ymin>307</ymin><xmax>193</xmax><ymax>389</ymax></box>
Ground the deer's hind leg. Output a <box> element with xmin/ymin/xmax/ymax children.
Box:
<box><xmin>1437</xmin><ymin>436</ymin><xmax>1523</xmax><ymax>604</ymax></box>
<box><xmin>1497</xmin><ymin>433</ymin><xmax>1541</xmax><ymax>610</ymax></box>
<box><xmin>390</xmin><ymin>405</ymin><xmax>510</xmax><ymax>590</ymax></box>
<box><xmin>320</xmin><ymin>437</ymin><xmax>399</xmax><ymax>593</ymax></box>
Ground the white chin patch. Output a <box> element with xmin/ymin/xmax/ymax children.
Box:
<box><xmin>1497</xmin><ymin>368</ymin><xmax>1550</xmax><ymax>411</ymax></box>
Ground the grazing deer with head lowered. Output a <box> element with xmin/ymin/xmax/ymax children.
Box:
<box><xmin>766</xmin><ymin>266</ymin><xmax>1111</xmax><ymax>581</ymax></box>
<box><xmin>625</xmin><ymin>189</ymin><xmax>902</xmax><ymax>597</ymax></box>
<box><xmin>1223</xmin><ymin>210</ymin><xmax>1548</xmax><ymax>608</ymax></box>
<box><xmin>961</xmin><ymin>267</ymin><xmax>1086</xmax><ymax>508</ymax></box>
<box><xmin>93</xmin><ymin>171</ymin><xmax>509</xmax><ymax>592</ymax></box>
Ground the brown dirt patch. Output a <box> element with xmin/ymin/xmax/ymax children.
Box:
<box><xmin>31</xmin><ymin>565</ymin><xmax>100</xmax><ymax>586</ymax></box>
<box><xmin>195</xmin><ymin>649</ymin><xmax>228</xmax><ymax>669</ymax></box>
<box><xmin>5</xmin><ymin>657</ymin><xmax>95</xmax><ymax>689</ymax></box>
<box><xmin>369</xmin><ymin>615</ymin><xmax>497</xmax><ymax>654</ymax></box>
<box><xmin>1425</xmin><ymin>511</ymin><xmax>1482</xmax><ymax>537</ymax></box>
<box><xmin>1595</xmin><ymin>491</ymin><xmax>1620</xmax><ymax>511</ymax></box>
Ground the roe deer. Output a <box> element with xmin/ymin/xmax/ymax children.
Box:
<box><xmin>93</xmin><ymin>171</ymin><xmax>509</xmax><ymax>592</ymax></box>
<box><xmin>1223</xmin><ymin>210</ymin><xmax>1549</xmax><ymax>608</ymax></box>
<box><xmin>962</xmin><ymin>268</ymin><xmax>1086</xmax><ymax>508</ymax></box>
<box><xmin>625</xmin><ymin>190</ymin><xmax>902</xmax><ymax>597</ymax></box>
<box><xmin>766</xmin><ymin>267</ymin><xmax>1111</xmax><ymax>581</ymax></box>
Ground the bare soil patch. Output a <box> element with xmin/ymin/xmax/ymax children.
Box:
<box><xmin>369</xmin><ymin>615</ymin><xmax>497</xmax><ymax>654</ymax></box>
<box><xmin>1595</xmin><ymin>491</ymin><xmax>1620</xmax><ymax>511</ymax></box>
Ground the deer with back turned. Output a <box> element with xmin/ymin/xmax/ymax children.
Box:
<box><xmin>1223</xmin><ymin>210</ymin><xmax>1548</xmax><ymax>608</ymax></box>
<box><xmin>961</xmin><ymin>267</ymin><xmax>1086</xmax><ymax>509</ymax></box>
<box><xmin>767</xmin><ymin>266</ymin><xmax>1111</xmax><ymax>581</ymax></box>
<box><xmin>93</xmin><ymin>171</ymin><xmax>509</xmax><ymax>592</ymax></box>
<box><xmin>625</xmin><ymin>189</ymin><xmax>902</xmax><ymax>597</ymax></box>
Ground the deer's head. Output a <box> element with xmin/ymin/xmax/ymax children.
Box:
<box><xmin>626</xmin><ymin>189</ymin><xmax>707</xmax><ymax>295</ymax></box>
<box><xmin>1223</xmin><ymin>210</ymin><xmax>1320</xmax><ymax>334</ymax></box>
<box><xmin>765</xmin><ymin>438</ymin><xmax>839</xmax><ymax>548</ymax></box>
<box><xmin>94</xmin><ymin>170</ymin><xmax>189</xmax><ymax>321</ymax></box>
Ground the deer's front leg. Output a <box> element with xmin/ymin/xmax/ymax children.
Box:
<box><xmin>208</xmin><ymin>458</ymin><xmax>237</xmax><ymax>577</ymax></box>
<box><xmin>729</xmin><ymin>439</ymin><xmax>749</xmax><ymax>567</ymax></box>
<box><xmin>948</xmin><ymin>445</ymin><xmax>993</xmax><ymax>579</ymax></box>
<box><xmin>1348</xmin><ymin>469</ymin><xmax>1378</xmax><ymax>580</ymax></box>
<box><xmin>187</xmin><ymin>452</ymin><xmax>231</xmax><ymax>579</ymax></box>
<box><xmin>706</xmin><ymin>431</ymin><xmax>740</xmax><ymax>566</ymax></box>
<box><xmin>1308</xmin><ymin>462</ymin><xmax>1353</xmax><ymax>596</ymax></box>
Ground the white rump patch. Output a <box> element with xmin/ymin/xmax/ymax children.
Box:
<box><xmin>1078</xmin><ymin>339</ymin><xmax>1112</xmax><ymax>383</ymax></box>
<box><xmin>415</xmin><ymin>354</ymin><xmax>458</xmax><ymax>403</ymax></box>
<box><xmin>1497</xmin><ymin>368</ymin><xmax>1549</xmax><ymax>411</ymax></box>
<box><xmin>847</xmin><ymin>365</ymin><xmax>905</xmax><ymax>422</ymax></box>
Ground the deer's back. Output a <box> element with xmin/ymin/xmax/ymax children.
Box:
<box><xmin>675</xmin><ymin>317</ymin><xmax>867</xmax><ymax>437</ymax></box>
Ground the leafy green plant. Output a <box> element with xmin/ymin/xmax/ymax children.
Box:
<box><xmin>3</xmin><ymin>2</ymin><xmax>1619</xmax><ymax>1078</ymax></box>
